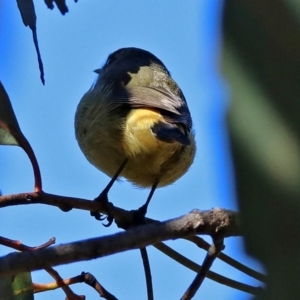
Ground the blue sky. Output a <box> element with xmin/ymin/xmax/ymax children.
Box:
<box><xmin>0</xmin><ymin>1</ymin><xmax>261</xmax><ymax>299</ymax></box>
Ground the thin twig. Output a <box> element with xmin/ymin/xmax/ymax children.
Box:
<box><xmin>181</xmin><ymin>236</ymin><xmax>224</xmax><ymax>299</ymax></box>
<box><xmin>0</xmin><ymin>236</ymin><xmax>55</xmax><ymax>251</ymax></box>
<box><xmin>81</xmin><ymin>272</ymin><xmax>118</xmax><ymax>300</ymax></box>
<box><xmin>45</xmin><ymin>267</ymin><xmax>84</xmax><ymax>300</ymax></box>
<box><xmin>0</xmin><ymin>191</ymin><xmax>101</xmax><ymax>212</ymax></box>
<box><xmin>33</xmin><ymin>275</ymin><xmax>82</xmax><ymax>293</ymax></box>
<box><xmin>34</xmin><ymin>272</ymin><xmax>118</xmax><ymax>300</ymax></box>
<box><xmin>154</xmin><ymin>242</ymin><xmax>262</xmax><ymax>295</ymax></box>
<box><xmin>0</xmin><ymin>235</ymin><xmax>83</xmax><ymax>299</ymax></box>
<box><xmin>186</xmin><ymin>236</ymin><xmax>266</xmax><ymax>282</ymax></box>
<box><xmin>140</xmin><ymin>248</ymin><xmax>153</xmax><ymax>300</ymax></box>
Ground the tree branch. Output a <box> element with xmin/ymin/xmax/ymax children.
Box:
<box><xmin>154</xmin><ymin>242</ymin><xmax>262</xmax><ymax>295</ymax></box>
<box><xmin>0</xmin><ymin>209</ymin><xmax>241</xmax><ymax>277</ymax></box>
<box><xmin>185</xmin><ymin>236</ymin><xmax>266</xmax><ymax>282</ymax></box>
<box><xmin>0</xmin><ymin>191</ymin><xmax>102</xmax><ymax>213</ymax></box>
<box><xmin>140</xmin><ymin>247</ymin><xmax>153</xmax><ymax>300</ymax></box>
<box><xmin>0</xmin><ymin>191</ymin><xmax>241</xmax><ymax>235</ymax></box>
<box><xmin>181</xmin><ymin>236</ymin><xmax>224</xmax><ymax>299</ymax></box>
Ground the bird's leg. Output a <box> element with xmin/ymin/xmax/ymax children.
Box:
<box><xmin>133</xmin><ymin>181</ymin><xmax>159</xmax><ymax>225</ymax></box>
<box><xmin>91</xmin><ymin>159</ymin><xmax>128</xmax><ymax>226</ymax></box>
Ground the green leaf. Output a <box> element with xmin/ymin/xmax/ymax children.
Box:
<box><xmin>0</xmin><ymin>272</ymin><xmax>34</xmax><ymax>300</ymax></box>
<box><xmin>0</xmin><ymin>81</ymin><xmax>42</xmax><ymax>191</ymax></box>
<box><xmin>0</xmin><ymin>82</ymin><xmax>22</xmax><ymax>146</ymax></box>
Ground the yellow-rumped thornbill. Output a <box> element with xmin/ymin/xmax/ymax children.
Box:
<box><xmin>75</xmin><ymin>47</ymin><xmax>196</xmax><ymax>225</ymax></box>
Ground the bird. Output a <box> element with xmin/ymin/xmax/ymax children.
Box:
<box><xmin>75</xmin><ymin>47</ymin><xmax>196</xmax><ymax>224</ymax></box>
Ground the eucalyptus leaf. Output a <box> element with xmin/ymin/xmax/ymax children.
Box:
<box><xmin>0</xmin><ymin>82</ymin><xmax>22</xmax><ymax>146</ymax></box>
<box><xmin>0</xmin><ymin>81</ymin><xmax>42</xmax><ymax>191</ymax></box>
<box><xmin>0</xmin><ymin>272</ymin><xmax>33</xmax><ymax>300</ymax></box>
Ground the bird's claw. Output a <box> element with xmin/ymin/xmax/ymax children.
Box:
<box><xmin>91</xmin><ymin>194</ymin><xmax>115</xmax><ymax>227</ymax></box>
<box><xmin>90</xmin><ymin>211</ymin><xmax>107</xmax><ymax>221</ymax></box>
<box><xmin>102</xmin><ymin>215</ymin><xmax>114</xmax><ymax>227</ymax></box>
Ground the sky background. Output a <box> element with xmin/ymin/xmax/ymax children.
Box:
<box><xmin>0</xmin><ymin>1</ymin><xmax>262</xmax><ymax>299</ymax></box>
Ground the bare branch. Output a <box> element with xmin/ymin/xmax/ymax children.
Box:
<box><xmin>181</xmin><ymin>236</ymin><xmax>224</xmax><ymax>299</ymax></box>
<box><xmin>0</xmin><ymin>191</ymin><xmax>101</xmax><ymax>212</ymax></box>
<box><xmin>0</xmin><ymin>209</ymin><xmax>240</xmax><ymax>277</ymax></box>
<box><xmin>154</xmin><ymin>243</ymin><xmax>262</xmax><ymax>295</ymax></box>
<box><xmin>140</xmin><ymin>248</ymin><xmax>153</xmax><ymax>300</ymax></box>
<box><xmin>81</xmin><ymin>272</ymin><xmax>118</xmax><ymax>300</ymax></box>
<box><xmin>0</xmin><ymin>192</ymin><xmax>241</xmax><ymax>235</ymax></box>
<box><xmin>44</xmin><ymin>267</ymin><xmax>84</xmax><ymax>300</ymax></box>
<box><xmin>34</xmin><ymin>272</ymin><xmax>117</xmax><ymax>300</ymax></box>
<box><xmin>0</xmin><ymin>236</ymin><xmax>55</xmax><ymax>251</ymax></box>
<box><xmin>186</xmin><ymin>236</ymin><xmax>267</xmax><ymax>282</ymax></box>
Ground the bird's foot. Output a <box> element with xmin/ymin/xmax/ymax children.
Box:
<box><xmin>90</xmin><ymin>192</ymin><xmax>115</xmax><ymax>227</ymax></box>
<box><xmin>131</xmin><ymin>203</ymin><xmax>148</xmax><ymax>226</ymax></box>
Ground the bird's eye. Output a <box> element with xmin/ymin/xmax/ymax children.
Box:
<box><xmin>104</xmin><ymin>53</ymin><xmax>117</xmax><ymax>67</ymax></box>
<box><xmin>105</xmin><ymin>58</ymin><xmax>112</xmax><ymax>66</ymax></box>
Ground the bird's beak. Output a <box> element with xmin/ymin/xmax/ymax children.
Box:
<box><xmin>94</xmin><ymin>69</ymin><xmax>102</xmax><ymax>75</ymax></box>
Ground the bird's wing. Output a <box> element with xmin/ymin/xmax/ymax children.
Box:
<box><xmin>112</xmin><ymin>86</ymin><xmax>193</xmax><ymax>130</ymax></box>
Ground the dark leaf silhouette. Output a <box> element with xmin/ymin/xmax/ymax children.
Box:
<box><xmin>44</xmin><ymin>0</ymin><xmax>70</xmax><ymax>15</ymax></box>
<box><xmin>0</xmin><ymin>82</ymin><xmax>22</xmax><ymax>146</ymax></box>
<box><xmin>0</xmin><ymin>82</ymin><xmax>42</xmax><ymax>191</ymax></box>
<box><xmin>17</xmin><ymin>0</ymin><xmax>45</xmax><ymax>84</ymax></box>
